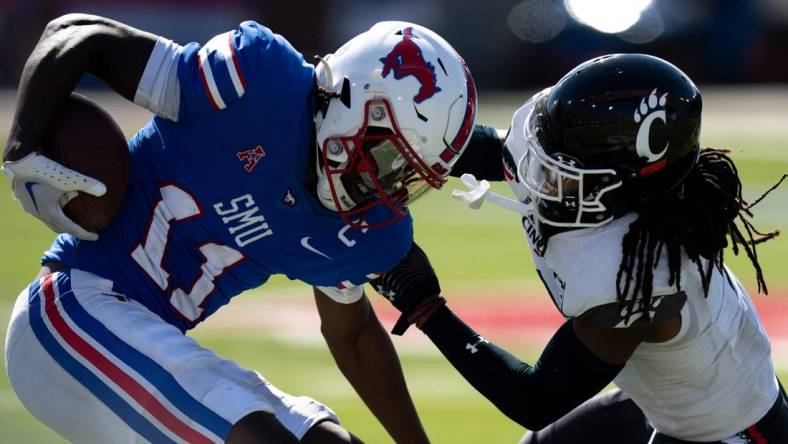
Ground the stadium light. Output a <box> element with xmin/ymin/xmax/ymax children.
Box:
<box><xmin>564</xmin><ymin>0</ymin><xmax>654</xmax><ymax>34</ymax></box>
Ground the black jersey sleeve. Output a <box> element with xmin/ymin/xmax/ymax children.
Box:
<box><xmin>576</xmin><ymin>291</ymin><xmax>687</xmax><ymax>328</ymax></box>
<box><xmin>450</xmin><ymin>124</ymin><xmax>507</xmax><ymax>181</ymax></box>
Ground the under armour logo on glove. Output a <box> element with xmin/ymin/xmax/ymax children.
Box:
<box><xmin>375</xmin><ymin>285</ymin><xmax>397</xmax><ymax>301</ymax></box>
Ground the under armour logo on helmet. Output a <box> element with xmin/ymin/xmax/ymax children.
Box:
<box><xmin>634</xmin><ymin>89</ymin><xmax>669</xmax><ymax>163</ymax></box>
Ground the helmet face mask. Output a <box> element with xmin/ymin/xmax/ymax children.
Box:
<box><xmin>519</xmin><ymin>100</ymin><xmax>623</xmax><ymax>228</ymax></box>
<box><xmin>321</xmin><ymin>99</ymin><xmax>443</xmax><ymax>228</ymax></box>
<box><xmin>313</xmin><ymin>21</ymin><xmax>477</xmax><ymax>229</ymax></box>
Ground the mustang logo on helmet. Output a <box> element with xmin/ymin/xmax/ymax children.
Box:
<box><xmin>379</xmin><ymin>27</ymin><xmax>442</xmax><ymax>103</ymax></box>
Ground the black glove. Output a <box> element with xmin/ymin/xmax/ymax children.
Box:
<box><xmin>371</xmin><ymin>241</ymin><xmax>442</xmax><ymax>335</ymax></box>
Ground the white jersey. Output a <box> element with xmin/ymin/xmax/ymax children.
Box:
<box><xmin>504</xmin><ymin>99</ymin><xmax>780</xmax><ymax>441</ymax></box>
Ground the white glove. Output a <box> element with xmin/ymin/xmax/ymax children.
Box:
<box><xmin>452</xmin><ymin>173</ymin><xmax>533</xmax><ymax>215</ymax></box>
<box><xmin>451</xmin><ymin>173</ymin><xmax>491</xmax><ymax>209</ymax></box>
<box><xmin>2</xmin><ymin>152</ymin><xmax>106</xmax><ymax>240</ymax></box>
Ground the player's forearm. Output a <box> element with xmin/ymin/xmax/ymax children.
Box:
<box><xmin>449</xmin><ymin>124</ymin><xmax>507</xmax><ymax>181</ymax></box>
<box><xmin>421</xmin><ymin>308</ymin><xmax>622</xmax><ymax>430</ymax></box>
<box><xmin>327</xmin><ymin>313</ymin><xmax>429</xmax><ymax>443</ymax></box>
<box><xmin>5</xmin><ymin>14</ymin><xmax>155</xmax><ymax>162</ymax></box>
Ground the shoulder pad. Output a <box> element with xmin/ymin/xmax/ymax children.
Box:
<box><xmin>542</xmin><ymin>213</ymin><xmax>684</xmax><ymax>319</ymax></box>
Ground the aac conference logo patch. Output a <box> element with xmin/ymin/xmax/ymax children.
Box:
<box><xmin>237</xmin><ymin>145</ymin><xmax>266</xmax><ymax>173</ymax></box>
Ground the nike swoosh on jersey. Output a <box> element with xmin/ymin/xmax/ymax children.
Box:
<box><xmin>24</xmin><ymin>181</ymin><xmax>40</xmax><ymax>213</ymax></box>
<box><xmin>300</xmin><ymin>237</ymin><xmax>332</xmax><ymax>260</ymax></box>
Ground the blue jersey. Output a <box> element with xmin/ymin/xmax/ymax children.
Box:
<box><xmin>43</xmin><ymin>22</ymin><xmax>413</xmax><ymax>331</ymax></box>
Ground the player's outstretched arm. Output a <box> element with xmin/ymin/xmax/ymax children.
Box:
<box><xmin>4</xmin><ymin>14</ymin><xmax>156</xmax><ymax>162</ymax></box>
<box><xmin>313</xmin><ymin>288</ymin><xmax>430</xmax><ymax>444</ymax></box>
<box><xmin>449</xmin><ymin>124</ymin><xmax>508</xmax><ymax>181</ymax></box>
<box><xmin>371</xmin><ymin>243</ymin><xmax>678</xmax><ymax>430</ymax></box>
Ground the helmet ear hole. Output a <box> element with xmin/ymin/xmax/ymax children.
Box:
<box><xmin>340</xmin><ymin>77</ymin><xmax>352</xmax><ymax>108</ymax></box>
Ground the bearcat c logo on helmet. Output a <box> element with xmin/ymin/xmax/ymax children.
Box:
<box><xmin>379</xmin><ymin>27</ymin><xmax>442</xmax><ymax>103</ymax></box>
<box><xmin>634</xmin><ymin>88</ymin><xmax>669</xmax><ymax>164</ymax></box>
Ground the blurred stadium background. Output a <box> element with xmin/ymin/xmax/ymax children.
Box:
<box><xmin>0</xmin><ymin>0</ymin><xmax>786</xmax><ymax>442</ymax></box>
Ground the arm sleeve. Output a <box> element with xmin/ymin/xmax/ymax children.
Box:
<box><xmin>450</xmin><ymin>124</ymin><xmax>507</xmax><ymax>181</ymax></box>
<box><xmin>420</xmin><ymin>309</ymin><xmax>623</xmax><ymax>430</ymax></box>
<box><xmin>134</xmin><ymin>37</ymin><xmax>183</xmax><ymax>121</ymax></box>
<box><xmin>576</xmin><ymin>291</ymin><xmax>687</xmax><ymax>328</ymax></box>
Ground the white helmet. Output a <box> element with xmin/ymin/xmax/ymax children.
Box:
<box><xmin>314</xmin><ymin>21</ymin><xmax>476</xmax><ymax>228</ymax></box>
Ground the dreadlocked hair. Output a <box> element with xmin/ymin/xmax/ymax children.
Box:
<box><xmin>616</xmin><ymin>148</ymin><xmax>786</xmax><ymax>324</ymax></box>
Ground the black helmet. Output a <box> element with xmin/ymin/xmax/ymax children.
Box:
<box><xmin>520</xmin><ymin>53</ymin><xmax>701</xmax><ymax>228</ymax></box>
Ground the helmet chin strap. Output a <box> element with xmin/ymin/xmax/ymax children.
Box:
<box><xmin>313</xmin><ymin>55</ymin><xmax>334</xmax><ymax>89</ymax></box>
<box><xmin>452</xmin><ymin>173</ymin><xmax>533</xmax><ymax>215</ymax></box>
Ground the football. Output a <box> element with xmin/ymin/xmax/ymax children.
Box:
<box><xmin>41</xmin><ymin>94</ymin><xmax>131</xmax><ymax>233</ymax></box>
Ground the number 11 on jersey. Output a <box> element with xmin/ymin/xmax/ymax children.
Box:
<box><xmin>131</xmin><ymin>184</ymin><xmax>244</xmax><ymax>322</ymax></box>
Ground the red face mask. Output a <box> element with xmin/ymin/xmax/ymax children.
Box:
<box><xmin>321</xmin><ymin>99</ymin><xmax>445</xmax><ymax>229</ymax></box>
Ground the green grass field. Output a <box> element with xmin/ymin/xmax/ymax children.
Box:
<box><xmin>0</xmin><ymin>90</ymin><xmax>786</xmax><ymax>443</ymax></box>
